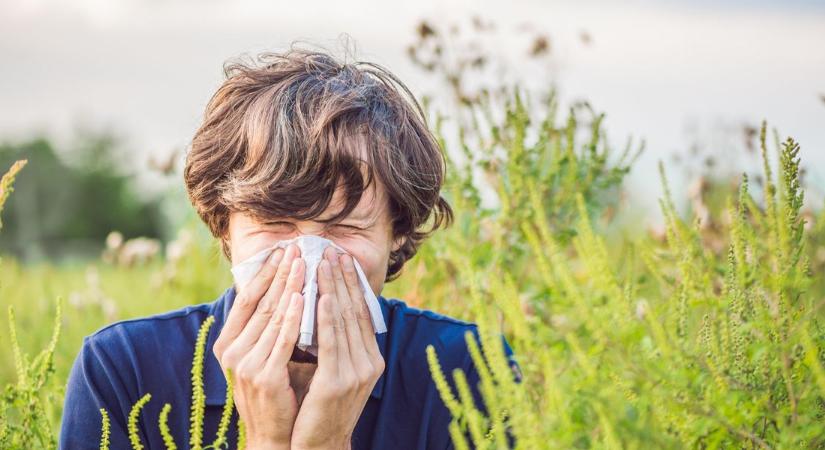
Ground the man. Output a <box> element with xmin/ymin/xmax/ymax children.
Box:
<box><xmin>60</xmin><ymin>46</ymin><xmax>520</xmax><ymax>449</ymax></box>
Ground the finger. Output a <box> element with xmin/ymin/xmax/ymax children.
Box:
<box><xmin>315</xmin><ymin>289</ymin><xmax>338</xmax><ymax>376</ymax></box>
<box><xmin>237</xmin><ymin>257</ymin><xmax>304</xmax><ymax>369</ymax></box>
<box><xmin>264</xmin><ymin>292</ymin><xmax>305</xmax><ymax>372</ymax></box>
<box><xmin>263</xmin><ymin>244</ymin><xmax>300</xmax><ymax>318</ymax></box>
<box><xmin>250</xmin><ymin>245</ymin><xmax>301</xmax><ymax>328</ymax></box>
<box><xmin>275</xmin><ymin>245</ymin><xmax>305</xmax><ymax>318</ymax></box>
<box><xmin>340</xmin><ymin>254</ymin><xmax>380</xmax><ymax>360</ymax></box>
<box><xmin>335</xmin><ymin>254</ymin><xmax>375</xmax><ymax>379</ymax></box>
<box><xmin>326</xmin><ymin>249</ymin><xmax>359</xmax><ymax>341</ymax></box>
<box><xmin>325</xmin><ymin>250</ymin><xmax>361</xmax><ymax>375</ymax></box>
<box><xmin>218</xmin><ymin>247</ymin><xmax>284</xmax><ymax>347</ymax></box>
<box><xmin>316</xmin><ymin>259</ymin><xmax>341</xmax><ymax>372</ymax></box>
<box><xmin>242</xmin><ymin>293</ymin><xmax>292</xmax><ymax>371</ymax></box>
<box><xmin>232</xmin><ymin>249</ymin><xmax>303</xmax><ymax>352</ymax></box>
<box><xmin>273</xmin><ymin>244</ymin><xmax>306</xmax><ymax>332</ymax></box>
<box><xmin>317</xmin><ymin>254</ymin><xmax>336</xmax><ymax>298</ymax></box>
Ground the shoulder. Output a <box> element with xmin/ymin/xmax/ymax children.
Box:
<box><xmin>380</xmin><ymin>296</ymin><xmax>521</xmax><ymax>384</ymax></box>
<box><xmin>84</xmin><ymin>300</ymin><xmax>215</xmax><ymax>353</ymax></box>
<box><xmin>61</xmin><ymin>292</ymin><xmax>229</xmax><ymax>448</ymax></box>
<box><xmin>380</xmin><ymin>296</ymin><xmax>516</xmax><ymax>377</ymax></box>
<box><xmin>382</xmin><ymin>297</ymin><xmax>479</xmax><ymax>353</ymax></box>
<box><xmin>77</xmin><ymin>293</ymin><xmax>225</xmax><ymax>383</ymax></box>
<box><xmin>378</xmin><ymin>296</ymin><xmax>521</xmax><ymax>445</ymax></box>
<box><xmin>67</xmin><ymin>293</ymin><xmax>226</xmax><ymax>406</ymax></box>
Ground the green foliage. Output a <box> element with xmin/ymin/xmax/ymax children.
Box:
<box><xmin>0</xmin><ymin>298</ymin><xmax>62</xmax><ymax>449</ymax></box>
<box><xmin>128</xmin><ymin>393</ymin><xmax>152</xmax><ymax>450</ymax></box>
<box><xmin>1</xmin><ymin>81</ymin><xmax>824</xmax><ymax>449</ymax></box>
<box><xmin>0</xmin><ymin>159</ymin><xmax>27</xmax><ymax>232</ymax></box>
<box><xmin>99</xmin><ymin>408</ymin><xmax>110</xmax><ymax>450</ymax></box>
<box><xmin>0</xmin><ymin>156</ymin><xmax>63</xmax><ymax>448</ymax></box>
<box><xmin>189</xmin><ymin>315</ymin><xmax>214</xmax><ymax>450</ymax></box>
<box><xmin>206</xmin><ymin>367</ymin><xmax>236</xmax><ymax>450</ymax></box>
<box><xmin>1</xmin><ymin>156</ymin><xmax>236</xmax><ymax>448</ymax></box>
<box><xmin>421</xmin><ymin>117</ymin><xmax>825</xmax><ymax>448</ymax></box>
<box><xmin>0</xmin><ymin>133</ymin><xmax>167</xmax><ymax>262</ymax></box>
<box><xmin>90</xmin><ymin>313</ymin><xmax>239</xmax><ymax>450</ymax></box>
<box><xmin>158</xmin><ymin>404</ymin><xmax>176</xmax><ymax>450</ymax></box>
<box><xmin>390</xmin><ymin>88</ymin><xmax>640</xmax><ymax>316</ymax></box>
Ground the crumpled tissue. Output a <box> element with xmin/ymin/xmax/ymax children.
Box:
<box><xmin>229</xmin><ymin>235</ymin><xmax>387</xmax><ymax>357</ymax></box>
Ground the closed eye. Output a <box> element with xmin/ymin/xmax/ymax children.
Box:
<box><xmin>263</xmin><ymin>220</ymin><xmax>294</xmax><ymax>230</ymax></box>
<box><xmin>333</xmin><ymin>224</ymin><xmax>364</xmax><ymax>231</ymax></box>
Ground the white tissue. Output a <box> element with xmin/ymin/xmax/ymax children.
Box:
<box><xmin>229</xmin><ymin>235</ymin><xmax>387</xmax><ymax>356</ymax></box>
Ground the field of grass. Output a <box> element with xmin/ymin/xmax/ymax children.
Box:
<box><xmin>2</xmin><ymin>88</ymin><xmax>825</xmax><ymax>449</ymax></box>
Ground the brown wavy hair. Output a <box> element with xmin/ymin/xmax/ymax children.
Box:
<box><xmin>183</xmin><ymin>44</ymin><xmax>453</xmax><ymax>281</ymax></box>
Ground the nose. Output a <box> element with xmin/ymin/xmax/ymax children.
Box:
<box><xmin>292</xmin><ymin>220</ymin><xmax>329</xmax><ymax>239</ymax></box>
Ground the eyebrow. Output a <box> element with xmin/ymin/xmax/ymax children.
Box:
<box><xmin>334</xmin><ymin>212</ymin><xmax>376</xmax><ymax>226</ymax></box>
<box><xmin>263</xmin><ymin>208</ymin><xmax>376</xmax><ymax>225</ymax></box>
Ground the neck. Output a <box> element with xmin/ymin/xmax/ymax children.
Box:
<box><xmin>287</xmin><ymin>360</ymin><xmax>318</xmax><ymax>405</ymax></box>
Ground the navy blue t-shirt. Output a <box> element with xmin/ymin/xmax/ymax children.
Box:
<box><xmin>59</xmin><ymin>285</ymin><xmax>521</xmax><ymax>449</ymax></box>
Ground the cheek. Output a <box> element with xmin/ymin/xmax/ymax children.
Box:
<box><xmin>337</xmin><ymin>237</ymin><xmax>391</xmax><ymax>293</ymax></box>
<box><xmin>230</xmin><ymin>232</ymin><xmax>288</xmax><ymax>264</ymax></box>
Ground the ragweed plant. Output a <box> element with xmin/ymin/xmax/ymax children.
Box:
<box><xmin>189</xmin><ymin>315</ymin><xmax>214</xmax><ymax>450</ymax></box>
<box><xmin>2</xmin><ymin>67</ymin><xmax>825</xmax><ymax>450</ymax></box>
<box><xmin>391</xmin><ymin>86</ymin><xmax>642</xmax><ymax>314</ymax></box>
<box><xmin>423</xmin><ymin>120</ymin><xmax>825</xmax><ymax>449</ymax></box>
<box><xmin>0</xmin><ymin>301</ymin><xmax>63</xmax><ymax>450</ymax></box>
<box><xmin>1</xmin><ymin>159</ymin><xmax>243</xmax><ymax>449</ymax></box>
<box><xmin>128</xmin><ymin>393</ymin><xmax>152</xmax><ymax>450</ymax></box>
<box><xmin>99</xmin><ymin>408</ymin><xmax>110</xmax><ymax>450</ymax></box>
<box><xmin>93</xmin><ymin>314</ymin><xmax>240</xmax><ymax>449</ymax></box>
<box><xmin>0</xmin><ymin>159</ymin><xmax>27</xmax><ymax>232</ymax></box>
<box><xmin>0</xmin><ymin>159</ymin><xmax>66</xmax><ymax>450</ymax></box>
<box><xmin>158</xmin><ymin>404</ymin><xmax>176</xmax><ymax>450</ymax></box>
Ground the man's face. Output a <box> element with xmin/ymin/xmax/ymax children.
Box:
<box><xmin>226</xmin><ymin>177</ymin><xmax>401</xmax><ymax>297</ymax></box>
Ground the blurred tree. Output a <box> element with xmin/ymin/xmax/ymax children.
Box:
<box><xmin>0</xmin><ymin>130</ymin><xmax>165</xmax><ymax>263</ymax></box>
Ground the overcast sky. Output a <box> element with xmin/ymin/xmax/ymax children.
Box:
<box><xmin>1</xmin><ymin>0</ymin><xmax>823</xmax><ymax>214</ymax></box>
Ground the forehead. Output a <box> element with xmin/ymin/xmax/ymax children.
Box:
<box><xmin>320</xmin><ymin>170</ymin><xmax>388</xmax><ymax>221</ymax></box>
<box><xmin>236</xmin><ymin>130</ymin><xmax>394</xmax><ymax>226</ymax></box>
<box><xmin>319</xmin><ymin>131</ymin><xmax>390</xmax><ymax>220</ymax></box>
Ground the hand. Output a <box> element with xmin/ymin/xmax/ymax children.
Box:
<box><xmin>212</xmin><ymin>244</ymin><xmax>306</xmax><ymax>449</ymax></box>
<box><xmin>290</xmin><ymin>247</ymin><xmax>385</xmax><ymax>450</ymax></box>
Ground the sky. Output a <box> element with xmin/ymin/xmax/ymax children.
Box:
<box><xmin>1</xmin><ymin>0</ymin><xmax>823</xmax><ymax>217</ymax></box>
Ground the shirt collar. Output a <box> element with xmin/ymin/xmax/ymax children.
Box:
<box><xmin>204</xmin><ymin>284</ymin><xmax>389</xmax><ymax>405</ymax></box>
